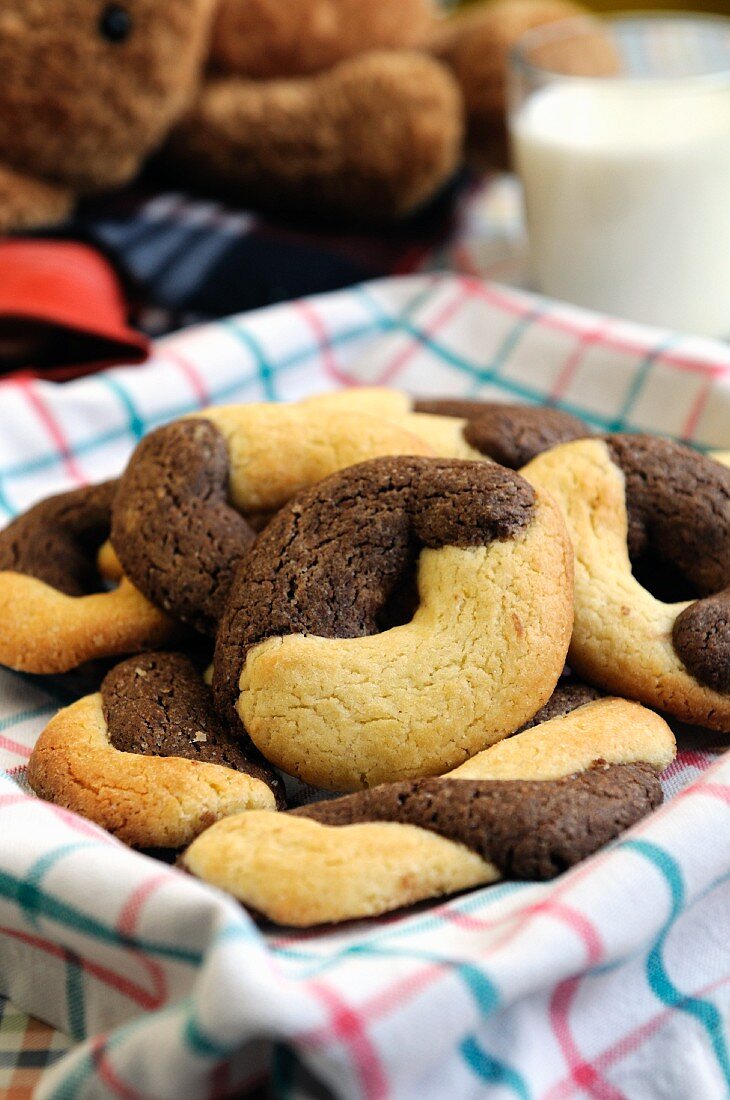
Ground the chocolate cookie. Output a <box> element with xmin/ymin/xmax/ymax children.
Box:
<box><xmin>0</xmin><ymin>482</ymin><xmax>175</xmax><ymax>673</ymax></box>
<box><xmin>111</xmin><ymin>400</ymin><xmax>434</xmax><ymax>634</ymax></box>
<box><xmin>414</xmin><ymin>398</ymin><xmax>590</xmax><ymax>468</ymax></box>
<box><xmin>674</xmin><ymin>593</ymin><xmax>730</xmax><ymax>694</ymax></box>
<box><xmin>516</xmin><ymin>678</ymin><xmax>603</xmax><ymax>731</ymax></box>
<box><xmin>525</xmin><ymin>436</ymin><xmax>730</xmax><ymax>730</ymax></box>
<box><xmin>28</xmin><ymin>651</ymin><xmax>283</xmax><ymax>849</ymax></box>
<box><xmin>214</xmin><ymin>454</ymin><xmax>574</xmax><ymax>790</ymax></box>
<box><xmin>181</xmin><ymin>695</ymin><xmax>674</xmax><ymax>926</ymax></box>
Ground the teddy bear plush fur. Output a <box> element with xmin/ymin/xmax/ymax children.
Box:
<box><xmin>209</xmin><ymin>0</ymin><xmax>436</xmax><ymax>78</ymax></box>
<box><xmin>0</xmin><ymin>0</ymin><xmax>583</xmax><ymax>231</ymax></box>
<box><xmin>173</xmin><ymin>0</ymin><xmax>584</xmax><ymax>216</ymax></box>
<box><xmin>167</xmin><ymin>49</ymin><xmax>464</xmax><ymax>221</ymax></box>
<box><xmin>0</xmin><ymin>0</ymin><xmax>217</xmax><ymax>230</ymax></box>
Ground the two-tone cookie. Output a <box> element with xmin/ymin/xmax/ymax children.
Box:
<box><xmin>525</xmin><ymin>436</ymin><xmax>730</xmax><ymax>730</ymax></box>
<box><xmin>0</xmin><ymin>481</ymin><xmax>175</xmax><ymax>673</ymax></box>
<box><xmin>295</xmin><ymin>388</ymin><xmax>590</xmax><ymax>465</ymax></box>
<box><xmin>28</xmin><ymin>652</ymin><xmax>284</xmax><ymax>849</ymax></box>
<box><xmin>412</xmin><ymin>397</ymin><xmax>590</xmax><ymax>467</ymax></box>
<box><xmin>181</xmin><ymin>692</ymin><xmax>675</xmax><ymax>926</ymax></box>
<box><xmin>213</xmin><ymin>454</ymin><xmax>574</xmax><ymax>790</ymax></box>
<box><xmin>111</xmin><ymin>402</ymin><xmax>434</xmax><ymax>634</ymax></box>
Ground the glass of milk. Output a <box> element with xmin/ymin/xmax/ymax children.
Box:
<box><xmin>508</xmin><ymin>14</ymin><xmax>730</xmax><ymax>336</ymax></box>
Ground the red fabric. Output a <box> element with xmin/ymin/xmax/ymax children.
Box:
<box><xmin>0</xmin><ymin>240</ymin><xmax>149</xmax><ymax>379</ymax></box>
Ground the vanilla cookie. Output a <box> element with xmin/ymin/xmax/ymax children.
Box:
<box><xmin>182</xmin><ymin>694</ymin><xmax>673</xmax><ymax>926</ymax></box>
<box><xmin>213</xmin><ymin>454</ymin><xmax>573</xmax><ymax>790</ymax></box>
<box><xmin>28</xmin><ymin>651</ymin><xmax>283</xmax><ymax>849</ymax></box>
<box><xmin>0</xmin><ymin>481</ymin><xmax>175</xmax><ymax>673</ymax></box>
<box><xmin>299</xmin><ymin>389</ymin><xmax>590</xmax><ymax>465</ymax></box>
<box><xmin>111</xmin><ymin>402</ymin><xmax>433</xmax><ymax>633</ymax></box>
<box><xmin>294</xmin><ymin>389</ymin><xmax>485</xmax><ymax>460</ymax></box>
<box><xmin>525</xmin><ymin>436</ymin><xmax>730</xmax><ymax>730</ymax></box>
<box><xmin>448</xmin><ymin>689</ymin><xmax>675</xmax><ymax>780</ymax></box>
<box><xmin>97</xmin><ymin>539</ymin><xmax>124</xmax><ymax>583</ymax></box>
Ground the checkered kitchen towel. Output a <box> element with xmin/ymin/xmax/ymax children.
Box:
<box><xmin>0</xmin><ymin>274</ymin><xmax>729</xmax><ymax>1100</ymax></box>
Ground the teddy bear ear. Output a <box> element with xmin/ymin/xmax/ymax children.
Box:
<box><xmin>209</xmin><ymin>0</ymin><xmax>435</xmax><ymax>79</ymax></box>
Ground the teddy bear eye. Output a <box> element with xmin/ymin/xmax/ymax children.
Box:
<box><xmin>99</xmin><ymin>4</ymin><xmax>133</xmax><ymax>43</ymax></box>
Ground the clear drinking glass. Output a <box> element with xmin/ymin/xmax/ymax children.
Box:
<box><xmin>508</xmin><ymin>14</ymin><xmax>730</xmax><ymax>336</ymax></box>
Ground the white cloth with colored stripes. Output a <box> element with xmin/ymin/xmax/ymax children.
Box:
<box><xmin>0</xmin><ymin>275</ymin><xmax>728</xmax><ymax>1100</ymax></box>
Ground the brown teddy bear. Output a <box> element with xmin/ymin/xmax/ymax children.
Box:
<box><xmin>169</xmin><ymin>0</ymin><xmax>464</xmax><ymax>221</ymax></box>
<box><xmin>0</xmin><ymin>0</ymin><xmax>582</xmax><ymax>232</ymax></box>
<box><xmin>0</xmin><ymin>1</ymin><xmax>217</xmax><ymax>230</ymax></box>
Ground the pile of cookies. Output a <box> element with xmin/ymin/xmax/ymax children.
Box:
<box><xmin>3</xmin><ymin>388</ymin><xmax>727</xmax><ymax>927</ymax></box>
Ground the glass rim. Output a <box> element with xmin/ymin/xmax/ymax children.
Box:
<box><xmin>510</xmin><ymin>10</ymin><xmax>730</xmax><ymax>87</ymax></box>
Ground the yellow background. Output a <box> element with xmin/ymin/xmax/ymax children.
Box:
<box><xmin>456</xmin><ymin>1</ymin><xmax>730</xmax><ymax>12</ymax></box>
<box><xmin>588</xmin><ymin>2</ymin><xmax>729</xmax><ymax>10</ymax></box>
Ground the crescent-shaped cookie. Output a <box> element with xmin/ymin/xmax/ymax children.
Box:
<box><xmin>28</xmin><ymin>652</ymin><xmax>284</xmax><ymax>849</ymax></box>
<box><xmin>213</xmin><ymin>454</ymin><xmax>574</xmax><ymax>789</ymax></box>
<box><xmin>0</xmin><ymin>481</ymin><xmax>175</xmax><ymax>673</ymax></box>
<box><xmin>181</xmin><ymin>692</ymin><xmax>674</xmax><ymax>926</ymax></box>
<box><xmin>524</xmin><ymin>436</ymin><xmax>730</xmax><ymax>729</ymax></box>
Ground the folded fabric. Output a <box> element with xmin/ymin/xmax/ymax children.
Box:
<box><xmin>0</xmin><ymin>274</ymin><xmax>728</xmax><ymax>1100</ymax></box>
<box><xmin>0</xmin><ymin>240</ymin><xmax>150</xmax><ymax>381</ymax></box>
<box><xmin>64</xmin><ymin>172</ymin><xmax>516</xmax><ymax>335</ymax></box>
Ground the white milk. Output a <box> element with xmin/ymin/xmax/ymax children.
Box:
<box><xmin>511</xmin><ymin>80</ymin><xmax>730</xmax><ymax>335</ymax></box>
